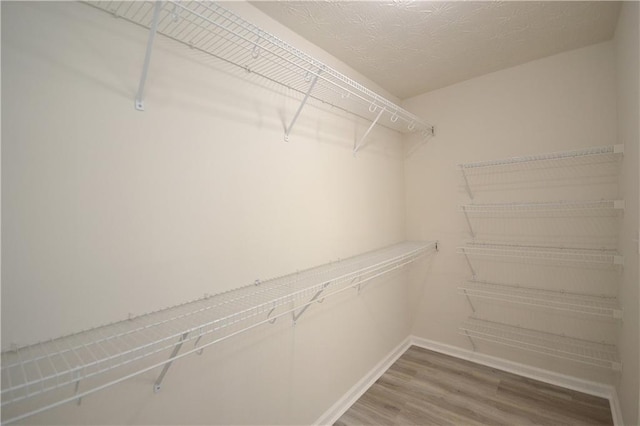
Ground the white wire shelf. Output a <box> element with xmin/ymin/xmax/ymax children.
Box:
<box><xmin>459</xmin><ymin>200</ymin><xmax>625</xmax><ymax>215</ymax></box>
<box><xmin>458</xmin><ymin>280</ymin><xmax>622</xmax><ymax>319</ymax></box>
<box><xmin>458</xmin><ymin>144</ymin><xmax>624</xmax><ymax>170</ymax></box>
<box><xmin>85</xmin><ymin>1</ymin><xmax>434</xmax><ymax>141</ymax></box>
<box><xmin>0</xmin><ymin>241</ymin><xmax>435</xmax><ymax>424</ymax></box>
<box><xmin>457</xmin><ymin>242</ymin><xmax>623</xmax><ymax>266</ymax></box>
<box><xmin>460</xmin><ymin>318</ymin><xmax>621</xmax><ymax>371</ymax></box>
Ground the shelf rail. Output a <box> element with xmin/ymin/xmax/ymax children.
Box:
<box><xmin>460</xmin><ymin>318</ymin><xmax>621</xmax><ymax>371</ymax></box>
<box><xmin>86</xmin><ymin>1</ymin><xmax>434</xmax><ymax>149</ymax></box>
<box><xmin>458</xmin><ymin>280</ymin><xmax>622</xmax><ymax>319</ymax></box>
<box><xmin>1</xmin><ymin>241</ymin><xmax>436</xmax><ymax>424</ymax></box>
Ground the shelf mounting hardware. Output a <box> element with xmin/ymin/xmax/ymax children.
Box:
<box><xmin>462</xmin><ymin>288</ymin><xmax>476</xmax><ymax>313</ymax></box>
<box><xmin>460</xmin><ymin>247</ymin><xmax>477</xmax><ymax>279</ymax></box>
<box><xmin>461</xmin><ymin>206</ymin><xmax>475</xmax><ymax>239</ymax></box>
<box><xmin>73</xmin><ymin>370</ymin><xmax>82</xmax><ymax>405</ymax></box>
<box><xmin>463</xmin><ymin>329</ymin><xmax>476</xmax><ymax>351</ymax></box>
<box><xmin>292</xmin><ymin>282</ymin><xmax>330</xmax><ymax>325</ymax></box>
<box><xmin>353</xmin><ymin>105</ymin><xmax>385</xmax><ymax>155</ymax></box>
<box><xmin>460</xmin><ymin>166</ymin><xmax>474</xmax><ymax>199</ymax></box>
<box><xmin>251</xmin><ymin>33</ymin><xmax>262</xmax><ymax>59</ymax></box>
<box><xmin>135</xmin><ymin>0</ymin><xmax>163</xmax><ymax>111</ymax></box>
<box><xmin>284</xmin><ymin>66</ymin><xmax>324</xmax><ymax>142</ymax></box>
<box><xmin>154</xmin><ymin>331</ymin><xmax>189</xmax><ymax>392</ymax></box>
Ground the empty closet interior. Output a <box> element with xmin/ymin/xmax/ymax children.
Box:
<box><xmin>1</xmin><ymin>1</ymin><xmax>638</xmax><ymax>425</ymax></box>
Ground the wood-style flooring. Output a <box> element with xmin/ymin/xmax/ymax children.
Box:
<box><xmin>335</xmin><ymin>346</ymin><xmax>613</xmax><ymax>425</ymax></box>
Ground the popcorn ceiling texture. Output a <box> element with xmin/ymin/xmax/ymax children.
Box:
<box><xmin>252</xmin><ymin>1</ymin><xmax>621</xmax><ymax>98</ymax></box>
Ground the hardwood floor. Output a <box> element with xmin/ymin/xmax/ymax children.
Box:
<box><xmin>334</xmin><ymin>346</ymin><xmax>613</xmax><ymax>425</ymax></box>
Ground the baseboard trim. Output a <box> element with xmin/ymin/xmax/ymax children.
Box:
<box><xmin>314</xmin><ymin>335</ymin><xmax>623</xmax><ymax>426</ymax></box>
<box><xmin>608</xmin><ymin>386</ymin><xmax>624</xmax><ymax>426</ymax></box>
<box><xmin>410</xmin><ymin>336</ymin><xmax>623</xmax><ymax>426</ymax></box>
<box><xmin>313</xmin><ymin>336</ymin><xmax>412</xmax><ymax>425</ymax></box>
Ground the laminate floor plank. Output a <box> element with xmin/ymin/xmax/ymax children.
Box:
<box><xmin>335</xmin><ymin>346</ymin><xmax>613</xmax><ymax>425</ymax></box>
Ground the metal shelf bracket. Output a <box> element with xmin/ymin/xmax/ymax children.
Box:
<box><xmin>135</xmin><ymin>1</ymin><xmax>163</xmax><ymax>111</ymax></box>
<box><xmin>461</xmin><ymin>206</ymin><xmax>475</xmax><ymax>239</ymax></box>
<box><xmin>292</xmin><ymin>282</ymin><xmax>330</xmax><ymax>325</ymax></box>
<box><xmin>463</xmin><ymin>329</ymin><xmax>476</xmax><ymax>351</ymax></box>
<box><xmin>153</xmin><ymin>331</ymin><xmax>189</xmax><ymax>393</ymax></box>
<box><xmin>460</xmin><ymin>248</ymin><xmax>477</xmax><ymax>279</ymax></box>
<box><xmin>462</xmin><ymin>289</ymin><xmax>476</xmax><ymax>313</ymax></box>
<box><xmin>284</xmin><ymin>66</ymin><xmax>324</xmax><ymax>142</ymax></box>
<box><xmin>460</xmin><ymin>166</ymin><xmax>474</xmax><ymax>200</ymax></box>
<box><xmin>74</xmin><ymin>370</ymin><xmax>83</xmax><ymax>405</ymax></box>
<box><xmin>353</xmin><ymin>105</ymin><xmax>385</xmax><ymax>155</ymax></box>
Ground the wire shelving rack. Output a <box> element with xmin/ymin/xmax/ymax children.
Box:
<box><xmin>458</xmin><ymin>144</ymin><xmax>624</xmax><ymax>171</ymax></box>
<box><xmin>458</xmin><ymin>145</ymin><xmax>623</xmax><ymax>199</ymax></box>
<box><xmin>457</xmin><ymin>242</ymin><xmax>623</xmax><ymax>266</ymax></box>
<box><xmin>459</xmin><ymin>199</ymin><xmax>625</xmax><ymax>215</ymax></box>
<box><xmin>1</xmin><ymin>241</ymin><xmax>436</xmax><ymax>424</ymax></box>
<box><xmin>84</xmin><ymin>1</ymin><xmax>434</xmax><ymax>149</ymax></box>
<box><xmin>459</xmin><ymin>318</ymin><xmax>621</xmax><ymax>371</ymax></box>
<box><xmin>458</xmin><ymin>281</ymin><xmax>622</xmax><ymax>319</ymax></box>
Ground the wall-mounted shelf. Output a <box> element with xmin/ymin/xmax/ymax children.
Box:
<box><xmin>457</xmin><ymin>242</ymin><xmax>623</xmax><ymax>266</ymax></box>
<box><xmin>460</xmin><ymin>318</ymin><xmax>621</xmax><ymax>371</ymax></box>
<box><xmin>86</xmin><ymin>1</ymin><xmax>434</xmax><ymax>150</ymax></box>
<box><xmin>459</xmin><ymin>144</ymin><xmax>624</xmax><ymax>171</ymax></box>
<box><xmin>459</xmin><ymin>199</ymin><xmax>625</xmax><ymax>215</ymax></box>
<box><xmin>458</xmin><ymin>145</ymin><xmax>623</xmax><ymax>199</ymax></box>
<box><xmin>459</xmin><ymin>200</ymin><xmax>623</xmax><ymax>245</ymax></box>
<box><xmin>458</xmin><ymin>280</ymin><xmax>622</xmax><ymax>319</ymax></box>
<box><xmin>1</xmin><ymin>241</ymin><xmax>436</xmax><ymax>424</ymax></box>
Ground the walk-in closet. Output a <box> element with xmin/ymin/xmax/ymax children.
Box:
<box><xmin>2</xmin><ymin>1</ymin><xmax>638</xmax><ymax>425</ymax></box>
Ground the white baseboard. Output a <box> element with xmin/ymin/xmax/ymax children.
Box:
<box><xmin>314</xmin><ymin>334</ymin><xmax>624</xmax><ymax>426</ymax></box>
<box><xmin>410</xmin><ymin>336</ymin><xmax>624</xmax><ymax>426</ymax></box>
<box><xmin>313</xmin><ymin>336</ymin><xmax>412</xmax><ymax>425</ymax></box>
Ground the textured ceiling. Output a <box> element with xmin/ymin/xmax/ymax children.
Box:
<box><xmin>250</xmin><ymin>1</ymin><xmax>621</xmax><ymax>99</ymax></box>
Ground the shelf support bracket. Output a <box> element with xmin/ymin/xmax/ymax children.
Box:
<box><xmin>463</xmin><ymin>330</ymin><xmax>477</xmax><ymax>351</ymax></box>
<box><xmin>284</xmin><ymin>66</ymin><xmax>323</xmax><ymax>142</ymax></box>
<box><xmin>462</xmin><ymin>289</ymin><xmax>476</xmax><ymax>313</ymax></box>
<box><xmin>353</xmin><ymin>106</ymin><xmax>385</xmax><ymax>155</ymax></box>
<box><xmin>460</xmin><ymin>167</ymin><xmax>474</xmax><ymax>200</ymax></box>
<box><xmin>135</xmin><ymin>0</ymin><xmax>163</xmax><ymax>111</ymax></box>
<box><xmin>292</xmin><ymin>283</ymin><xmax>329</xmax><ymax>325</ymax></box>
<box><xmin>461</xmin><ymin>249</ymin><xmax>477</xmax><ymax>280</ymax></box>
<box><xmin>154</xmin><ymin>331</ymin><xmax>189</xmax><ymax>392</ymax></box>
<box><xmin>73</xmin><ymin>370</ymin><xmax>82</xmax><ymax>406</ymax></box>
<box><xmin>461</xmin><ymin>206</ymin><xmax>476</xmax><ymax>239</ymax></box>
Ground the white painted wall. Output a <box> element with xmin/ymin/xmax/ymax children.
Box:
<box><xmin>614</xmin><ymin>3</ymin><xmax>640</xmax><ymax>425</ymax></box>
<box><xmin>403</xmin><ymin>42</ymin><xmax>621</xmax><ymax>385</ymax></box>
<box><xmin>1</xmin><ymin>2</ymin><xmax>418</xmax><ymax>424</ymax></box>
